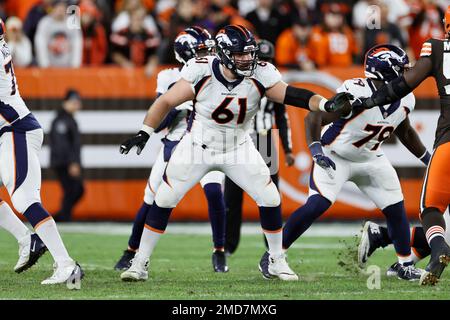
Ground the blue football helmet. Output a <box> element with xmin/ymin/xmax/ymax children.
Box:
<box><xmin>174</xmin><ymin>26</ymin><xmax>215</xmax><ymax>64</ymax></box>
<box><xmin>215</xmin><ymin>25</ymin><xmax>258</xmax><ymax>77</ymax></box>
<box><xmin>364</xmin><ymin>44</ymin><xmax>410</xmax><ymax>82</ymax></box>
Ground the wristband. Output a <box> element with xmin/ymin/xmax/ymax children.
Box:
<box><xmin>141</xmin><ymin>124</ymin><xmax>154</xmax><ymax>136</ymax></box>
<box><xmin>418</xmin><ymin>150</ymin><xmax>431</xmax><ymax>166</ymax></box>
<box><xmin>318</xmin><ymin>98</ymin><xmax>327</xmax><ymax>112</ymax></box>
<box><xmin>309</xmin><ymin>141</ymin><xmax>323</xmax><ymax>156</ymax></box>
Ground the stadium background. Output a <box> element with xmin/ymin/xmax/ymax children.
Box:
<box><xmin>0</xmin><ymin>0</ymin><xmax>447</xmax><ymax>221</ymax></box>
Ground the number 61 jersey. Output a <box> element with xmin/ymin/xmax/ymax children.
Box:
<box><xmin>321</xmin><ymin>77</ymin><xmax>415</xmax><ymax>162</ymax></box>
<box><xmin>180</xmin><ymin>55</ymin><xmax>282</xmax><ymax>151</ymax></box>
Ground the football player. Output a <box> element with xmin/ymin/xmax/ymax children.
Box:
<box><xmin>114</xmin><ymin>26</ymin><xmax>229</xmax><ymax>273</ymax></box>
<box><xmin>118</xmin><ymin>24</ymin><xmax>352</xmax><ymax>282</ymax></box>
<box><xmin>0</xmin><ymin>19</ymin><xmax>82</xmax><ymax>284</ymax></box>
<box><xmin>356</xmin><ymin>6</ymin><xmax>450</xmax><ymax>285</ymax></box>
<box><xmin>272</xmin><ymin>44</ymin><xmax>428</xmax><ymax>281</ymax></box>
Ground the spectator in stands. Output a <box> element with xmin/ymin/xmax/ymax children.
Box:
<box><xmin>362</xmin><ymin>0</ymin><xmax>409</xmax><ymax>59</ymax></box>
<box><xmin>111</xmin><ymin>0</ymin><xmax>160</xmax><ymax>38</ymax></box>
<box><xmin>111</xmin><ymin>7</ymin><xmax>159</xmax><ymax>76</ymax></box>
<box><xmin>34</xmin><ymin>0</ymin><xmax>83</xmax><ymax>68</ymax></box>
<box><xmin>209</xmin><ymin>0</ymin><xmax>253</xmax><ymax>33</ymax></box>
<box><xmin>23</xmin><ymin>0</ymin><xmax>54</xmax><ymax>49</ymax></box>
<box><xmin>287</xmin><ymin>0</ymin><xmax>320</xmax><ymax>26</ymax></box>
<box><xmin>275</xmin><ymin>17</ymin><xmax>316</xmax><ymax>70</ymax></box>
<box><xmin>408</xmin><ymin>0</ymin><xmax>445</xmax><ymax>59</ymax></box>
<box><xmin>5</xmin><ymin>16</ymin><xmax>33</xmax><ymax>67</ymax></box>
<box><xmin>50</xmin><ymin>89</ymin><xmax>85</xmax><ymax>222</ymax></box>
<box><xmin>80</xmin><ymin>0</ymin><xmax>107</xmax><ymax>66</ymax></box>
<box><xmin>245</xmin><ymin>0</ymin><xmax>289</xmax><ymax>45</ymax></box>
<box><xmin>310</xmin><ymin>2</ymin><xmax>357</xmax><ymax>68</ymax></box>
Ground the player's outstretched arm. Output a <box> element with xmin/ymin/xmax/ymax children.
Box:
<box><xmin>119</xmin><ymin>79</ymin><xmax>195</xmax><ymax>155</ymax></box>
<box><xmin>265</xmin><ymin>81</ymin><xmax>353</xmax><ymax>113</ymax></box>
<box><xmin>360</xmin><ymin>58</ymin><xmax>432</xmax><ymax>109</ymax></box>
<box><xmin>394</xmin><ymin>116</ymin><xmax>431</xmax><ymax>166</ymax></box>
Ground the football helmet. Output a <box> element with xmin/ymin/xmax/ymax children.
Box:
<box><xmin>364</xmin><ymin>44</ymin><xmax>409</xmax><ymax>82</ymax></box>
<box><xmin>215</xmin><ymin>25</ymin><xmax>258</xmax><ymax>77</ymax></box>
<box><xmin>174</xmin><ymin>26</ymin><xmax>215</xmax><ymax>64</ymax></box>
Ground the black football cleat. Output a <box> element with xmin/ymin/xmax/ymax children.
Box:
<box><xmin>258</xmin><ymin>251</ymin><xmax>272</xmax><ymax>279</ymax></box>
<box><xmin>358</xmin><ymin>221</ymin><xmax>386</xmax><ymax>268</ymax></box>
<box><xmin>397</xmin><ymin>264</ymin><xmax>423</xmax><ymax>281</ymax></box>
<box><xmin>114</xmin><ymin>250</ymin><xmax>136</xmax><ymax>271</ymax></box>
<box><xmin>212</xmin><ymin>250</ymin><xmax>229</xmax><ymax>273</ymax></box>
<box><xmin>14</xmin><ymin>233</ymin><xmax>48</xmax><ymax>273</ymax></box>
<box><xmin>420</xmin><ymin>241</ymin><xmax>450</xmax><ymax>286</ymax></box>
<box><xmin>386</xmin><ymin>262</ymin><xmax>401</xmax><ymax>277</ymax></box>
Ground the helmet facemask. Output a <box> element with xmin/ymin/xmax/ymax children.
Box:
<box><xmin>227</xmin><ymin>45</ymin><xmax>258</xmax><ymax>77</ymax></box>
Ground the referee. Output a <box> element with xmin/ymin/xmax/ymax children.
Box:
<box><xmin>224</xmin><ymin>39</ymin><xmax>295</xmax><ymax>255</ymax></box>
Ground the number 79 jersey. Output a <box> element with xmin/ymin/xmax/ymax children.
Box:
<box><xmin>321</xmin><ymin>77</ymin><xmax>416</xmax><ymax>162</ymax></box>
<box><xmin>180</xmin><ymin>56</ymin><xmax>282</xmax><ymax>151</ymax></box>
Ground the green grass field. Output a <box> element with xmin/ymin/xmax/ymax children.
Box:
<box><xmin>0</xmin><ymin>225</ymin><xmax>449</xmax><ymax>300</ymax></box>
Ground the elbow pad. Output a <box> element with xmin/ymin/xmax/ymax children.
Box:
<box><xmin>284</xmin><ymin>85</ymin><xmax>315</xmax><ymax>110</ymax></box>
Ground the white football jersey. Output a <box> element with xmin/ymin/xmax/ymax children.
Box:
<box><xmin>155</xmin><ymin>67</ymin><xmax>193</xmax><ymax>141</ymax></box>
<box><xmin>322</xmin><ymin>77</ymin><xmax>415</xmax><ymax>162</ymax></box>
<box><xmin>0</xmin><ymin>40</ymin><xmax>29</xmax><ymax>130</ymax></box>
<box><xmin>180</xmin><ymin>56</ymin><xmax>282</xmax><ymax>151</ymax></box>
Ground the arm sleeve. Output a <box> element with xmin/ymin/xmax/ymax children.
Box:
<box><xmin>273</xmin><ymin>103</ymin><xmax>292</xmax><ymax>153</ymax></box>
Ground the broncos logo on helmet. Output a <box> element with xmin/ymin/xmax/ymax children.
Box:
<box><xmin>364</xmin><ymin>44</ymin><xmax>410</xmax><ymax>82</ymax></box>
<box><xmin>174</xmin><ymin>26</ymin><xmax>215</xmax><ymax>64</ymax></box>
<box><xmin>215</xmin><ymin>25</ymin><xmax>258</xmax><ymax>77</ymax></box>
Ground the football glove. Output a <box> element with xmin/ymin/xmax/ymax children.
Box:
<box><xmin>309</xmin><ymin>142</ymin><xmax>336</xmax><ymax>179</ymax></box>
<box><xmin>324</xmin><ymin>92</ymin><xmax>354</xmax><ymax>113</ymax></box>
<box><xmin>119</xmin><ymin>131</ymin><xmax>150</xmax><ymax>155</ymax></box>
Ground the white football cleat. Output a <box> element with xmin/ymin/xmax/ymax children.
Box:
<box><xmin>41</xmin><ymin>260</ymin><xmax>83</xmax><ymax>285</ymax></box>
<box><xmin>120</xmin><ymin>253</ymin><xmax>149</xmax><ymax>282</ymax></box>
<box><xmin>268</xmin><ymin>253</ymin><xmax>299</xmax><ymax>281</ymax></box>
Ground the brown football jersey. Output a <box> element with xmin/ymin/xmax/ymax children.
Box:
<box><xmin>420</xmin><ymin>38</ymin><xmax>450</xmax><ymax>148</ymax></box>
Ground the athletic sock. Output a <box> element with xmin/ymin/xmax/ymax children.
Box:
<box><xmin>138</xmin><ymin>203</ymin><xmax>172</xmax><ymax>259</ymax></box>
<box><xmin>282</xmin><ymin>195</ymin><xmax>331</xmax><ymax>249</ymax></box>
<box><xmin>378</xmin><ymin>225</ymin><xmax>392</xmax><ymax>248</ymax></box>
<box><xmin>381</xmin><ymin>201</ymin><xmax>412</xmax><ymax>263</ymax></box>
<box><xmin>421</xmin><ymin>208</ymin><xmax>446</xmax><ymax>251</ymax></box>
<box><xmin>203</xmin><ymin>183</ymin><xmax>226</xmax><ymax>250</ymax></box>
<box><xmin>128</xmin><ymin>202</ymin><xmax>151</xmax><ymax>251</ymax></box>
<box><xmin>410</xmin><ymin>226</ymin><xmax>430</xmax><ymax>262</ymax></box>
<box><xmin>0</xmin><ymin>201</ymin><xmax>29</xmax><ymax>241</ymax></box>
<box><xmin>24</xmin><ymin>203</ymin><xmax>72</xmax><ymax>264</ymax></box>
<box><xmin>259</xmin><ymin>206</ymin><xmax>283</xmax><ymax>256</ymax></box>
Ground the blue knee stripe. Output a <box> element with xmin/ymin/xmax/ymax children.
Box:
<box><xmin>145</xmin><ymin>203</ymin><xmax>172</xmax><ymax>232</ymax></box>
<box><xmin>259</xmin><ymin>205</ymin><xmax>283</xmax><ymax>232</ymax></box>
<box><xmin>23</xmin><ymin>202</ymin><xmax>50</xmax><ymax>228</ymax></box>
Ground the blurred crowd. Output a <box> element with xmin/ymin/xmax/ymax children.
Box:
<box><xmin>0</xmin><ymin>0</ymin><xmax>448</xmax><ymax>74</ymax></box>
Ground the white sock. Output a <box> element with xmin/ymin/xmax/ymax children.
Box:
<box><xmin>35</xmin><ymin>217</ymin><xmax>72</xmax><ymax>264</ymax></box>
<box><xmin>397</xmin><ymin>254</ymin><xmax>413</xmax><ymax>265</ymax></box>
<box><xmin>0</xmin><ymin>201</ymin><xmax>29</xmax><ymax>241</ymax></box>
<box><xmin>264</xmin><ymin>230</ymin><xmax>283</xmax><ymax>256</ymax></box>
<box><xmin>138</xmin><ymin>226</ymin><xmax>163</xmax><ymax>260</ymax></box>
